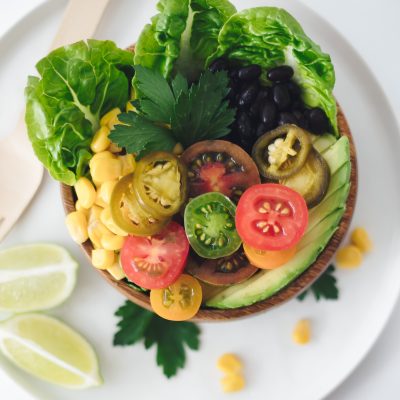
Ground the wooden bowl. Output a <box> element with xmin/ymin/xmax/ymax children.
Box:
<box><xmin>61</xmin><ymin>103</ymin><xmax>357</xmax><ymax>321</ymax></box>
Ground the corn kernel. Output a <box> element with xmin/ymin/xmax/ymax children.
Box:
<box><xmin>217</xmin><ymin>353</ymin><xmax>243</xmax><ymax>375</ymax></box>
<box><xmin>89</xmin><ymin>205</ymin><xmax>103</xmax><ymax>223</ymax></box>
<box><xmin>336</xmin><ymin>245</ymin><xmax>363</xmax><ymax>268</ymax></box>
<box><xmin>119</xmin><ymin>154</ymin><xmax>136</xmax><ymax>176</ymax></box>
<box><xmin>220</xmin><ymin>374</ymin><xmax>245</xmax><ymax>393</ymax></box>
<box><xmin>292</xmin><ymin>319</ymin><xmax>311</xmax><ymax>345</ymax></box>
<box><xmin>100</xmin><ymin>207</ymin><xmax>128</xmax><ymax>236</ymax></box>
<box><xmin>95</xmin><ymin>180</ymin><xmax>117</xmax><ymax>208</ymax></box>
<box><xmin>90</xmin><ymin>126</ymin><xmax>111</xmax><ymax>153</ymax></box>
<box><xmin>100</xmin><ymin>108</ymin><xmax>121</xmax><ymax>128</ymax></box>
<box><xmin>65</xmin><ymin>211</ymin><xmax>88</xmax><ymax>244</ymax></box>
<box><xmin>91</xmin><ymin>249</ymin><xmax>115</xmax><ymax>270</ymax></box>
<box><xmin>108</xmin><ymin>142</ymin><xmax>122</xmax><ymax>153</ymax></box>
<box><xmin>126</xmin><ymin>101</ymin><xmax>136</xmax><ymax>113</ymax></box>
<box><xmin>90</xmin><ymin>157</ymin><xmax>122</xmax><ymax>183</ymax></box>
<box><xmin>101</xmin><ymin>233</ymin><xmax>125</xmax><ymax>251</ymax></box>
<box><xmin>351</xmin><ymin>227</ymin><xmax>372</xmax><ymax>253</ymax></box>
<box><xmin>172</xmin><ymin>142</ymin><xmax>184</xmax><ymax>155</ymax></box>
<box><xmin>107</xmin><ymin>262</ymin><xmax>126</xmax><ymax>280</ymax></box>
<box><xmin>89</xmin><ymin>152</ymin><xmax>115</xmax><ymax>177</ymax></box>
<box><xmin>74</xmin><ymin>177</ymin><xmax>96</xmax><ymax>209</ymax></box>
<box><xmin>75</xmin><ymin>200</ymin><xmax>90</xmax><ymax>216</ymax></box>
<box><xmin>88</xmin><ymin>219</ymin><xmax>112</xmax><ymax>249</ymax></box>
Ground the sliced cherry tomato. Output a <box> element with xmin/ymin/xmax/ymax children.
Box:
<box><xmin>184</xmin><ymin>192</ymin><xmax>242</xmax><ymax>259</ymax></box>
<box><xmin>120</xmin><ymin>222</ymin><xmax>189</xmax><ymax>289</ymax></box>
<box><xmin>150</xmin><ymin>274</ymin><xmax>202</xmax><ymax>321</ymax></box>
<box><xmin>110</xmin><ymin>174</ymin><xmax>169</xmax><ymax>236</ymax></box>
<box><xmin>134</xmin><ymin>152</ymin><xmax>187</xmax><ymax>219</ymax></box>
<box><xmin>243</xmin><ymin>243</ymin><xmax>297</xmax><ymax>269</ymax></box>
<box><xmin>235</xmin><ymin>183</ymin><xmax>308</xmax><ymax>251</ymax></box>
<box><xmin>181</xmin><ymin>140</ymin><xmax>260</xmax><ymax>203</ymax></box>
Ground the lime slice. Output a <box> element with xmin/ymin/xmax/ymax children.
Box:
<box><xmin>0</xmin><ymin>244</ymin><xmax>78</xmax><ymax>312</ymax></box>
<box><xmin>0</xmin><ymin>313</ymin><xmax>103</xmax><ymax>388</ymax></box>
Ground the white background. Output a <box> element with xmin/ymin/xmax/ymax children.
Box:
<box><xmin>0</xmin><ymin>1</ymin><xmax>399</xmax><ymax>399</ymax></box>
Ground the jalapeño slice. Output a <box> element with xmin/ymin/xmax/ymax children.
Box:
<box><xmin>184</xmin><ymin>192</ymin><xmax>242</xmax><ymax>259</ymax></box>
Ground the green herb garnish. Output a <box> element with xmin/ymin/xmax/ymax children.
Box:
<box><xmin>113</xmin><ymin>301</ymin><xmax>201</xmax><ymax>378</ymax></box>
<box><xmin>297</xmin><ymin>264</ymin><xmax>339</xmax><ymax>301</ymax></box>
<box><xmin>109</xmin><ymin>66</ymin><xmax>235</xmax><ymax>157</ymax></box>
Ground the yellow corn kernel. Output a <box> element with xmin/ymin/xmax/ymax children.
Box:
<box><xmin>292</xmin><ymin>319</ymin><xmax>311</xmax><ymax>345</ymax></box>
<box><xmin>89</xmin><ymin>205</ymin><xmax>103</xmax><ymax>223</ymax></box>
<box><xmin>107</xmin><ymin>262</ymin><xmax>126</xmax><ymax>280</ymax></box>
<box><xmin>119</xmin><ymin>154</ymin><xmax>136</xmax><ymax>176</ymax></box>
<box><xmin>89</xmin><ymin>152</ymin><xmax>115</xmax><ymax>184</ymax></box>
<box><xmin>75</xmin><ymin>200</ymin><xmax>90</xmax><ymax>216</ymax></box>
<box><xmin>100</xmin><ymin>207</ymin><xmax>128</xmax><ymax>237</ymax></box>
<box><xmin>90</xmin><ymin>126</ymin><xmax>111</xmax><ymax>153</ymax></box>
<box><xmin>351</xmin><ymin>227</ymin><xmax>372</xmax><ymax>253</ymax></box>
<box><xmin>65</xmin><ymin>211</ymin><xmax>88</xmax><ymax>244</ymax></box>
<box><xmin>88</xmin><ymin>219</ymin><xmax>112</xmax><ymax>249</ymax></box>
<box><xmin>100</xmin><ymin>108</ymin><xmax>121</xmax><ymax>128</ymax></box>
<box><xmin>101</xmin><ymin>232</ymin><xmax>125</xmax><ymax>251</ymax></box>
<box><xmin>217</xmin><ymin>354</ymin><xmax>243</xmax><ymax>375</ymax></box>
<box><xmin>74</xmin><ymin>177</ymin><xmax>96</xmax><ymax>209</ymax></box>
<box><xmin>126</xmin><ymin>100</ymin><xmax>136</xmax><ymax>113</ymax></box>
<box><xmin>90</xmin><ymin>157</ymin><xmax>122</xmax><ymax>183</ymax></box>
<box><xmin>172</xmin><ymin>142</ymin><xmax>184</xmax><ymax>156</ymax></box>
<box><xmin>91</xmin><ymin>249</ymin><xmax>115</xmax><ymax>270</ymax></box>
<box><xmin>108</xmin><ymin>142</ymin><xmax>122</xmax><ymax>153</ymax></box>
<box><xmin>336</xmin><ymin>245</ymin><xmax>363</xmax><ymax>268</ymax></box>
<box><xmin>95</xmin><ymin>180</ymin><xmax>117</xmax><ymax>208</ymax></box>
<box><xmin>220</xmin><ymin>374</ymin><xmax>245</xmax><ymax>393</ymax></box>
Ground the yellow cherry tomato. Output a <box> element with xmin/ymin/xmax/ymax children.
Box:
<box><xmin>150</xmin><ymin>274</ymin><xmax>202</xmax><ymax>321</ymax></box>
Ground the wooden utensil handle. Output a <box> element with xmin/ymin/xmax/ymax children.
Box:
<box><xmin>51</xmin><ymin>0</ymin><xmax>110</xmax><ymax>50</ymax></box>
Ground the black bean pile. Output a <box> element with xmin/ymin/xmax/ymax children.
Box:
<box><xmin>209</xmin><ymin>58</ymin><xmax>331</xmax><ymax>153</ymax></box>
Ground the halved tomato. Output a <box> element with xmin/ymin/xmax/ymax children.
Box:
<box><xmin>181</xmin><ymin>140</ymin><xmax>261</xmax><ymax>203</ymax></box>
<box><xmin>235</xmin><ymin>184</ymin><xmax>308</xmax><ymax>251</ymax></box>
<box><xmin>150</xmin><ymin>274</ymin><xmax>202</xmax><ymax>321</ymax></box>
<box><xmin>120</xmin><ymin>222</ymin><xmax>189</xmax><ymax>289</ymax></box>
<box><xmin>243</xmin><ymin>243</ymin><xmax>297</xmax><ymax>269</ymax></box>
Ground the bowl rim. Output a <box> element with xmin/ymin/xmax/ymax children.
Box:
<box><xmin>60</xmin><ymin>102</ymin><xmax>357</xmax><ymax>321</ymax></box>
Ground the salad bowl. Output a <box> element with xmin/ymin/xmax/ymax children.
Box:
<box><xmin>61</xmin><ymin>97</ymin><xmax>357</xmax><ymax>321</ymax></box>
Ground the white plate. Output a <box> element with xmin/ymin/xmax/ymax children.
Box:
<box><xmin>1</xmin><ymin>0</ymin><xmax>400</xmax><ymax>399</ymax></box>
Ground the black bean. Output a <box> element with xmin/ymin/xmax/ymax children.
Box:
<box><xmin>236</xmin><ymin>112</ymin><xmax>253</xmax><ymax>139</ymax></box>
<box><xmin>273</xmin><ymin>84</ymin><xmax>291</xmax><ymax>110</ymax></box>
<box><xmin>248</xmin><ymin>102</ymin><xmax>261</xmax><ymax>120</ymax></box>
<box><xmin>229</xmin><ymin>68</ymin><xmax>240</xmax><ymax>82</ymax></box>
<box><xmin>286</xmin><ymin>81</ymin><xmax>301</xmax><ymax>99</ymax></box>
<box><xmin>238</xmin><ymin>84</ymin><xmax>259</xmax><ymax>108</ymax></box>
<box><xmin>291</xmin><ymin>99</ymin><xmax>305</xmax><ymax>112</ymax></box>
<box><xmin>208</xmin><ymin>57</ymin><xmax>228</xmax><ymax>73</ymax></box>
<box><xmin>293</xmin><ymin>110</ymin><xmax>308</xmax><ymax>129</ymax></box>
<box><xmin>267</xmin><ymin>65</ymin><xmax>294</xmax><ymax>82</ymax></box>
<box><xmin>238</xmin><ymin>65</ymin><xmax>262</xmax><ymax>81</ymax></box>
<box><xmin>256</xmin><ymin>122</ymin><xmax>270</xmax><ymax>137</ymax></box>
<box><xmin>256</xmin><ymin>87</ymin><xmax>270</xmax><ymax>102</ymax></box>
<box><xmin>308</xmin><ymin>107</ymin><xmax>330</xmax><ymax>134</ymax></box>
<box><xmin>278</xmin><ymin>112</ymin><xmax>298</xmax><ymax>126</ymax></box>
<box><xmin>260</xmin><ymin>100</ymin><xmax>278</xmax><ymax>126</ymax></box>
<box><xmin>239</xmin><ymin>137</ymin><xmax>254</xmax><ymax>153</ymax></box>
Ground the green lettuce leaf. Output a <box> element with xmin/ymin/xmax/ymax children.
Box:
<box><xmin>134</xmin><ymin>0</ymin><xmax>236</xmax><ymax>80</ymax></box>
<box><xmin>210</xmin><ymin>7</ymin><xmax>338</xmax><ymax>135</ymax></box>
<box><xmin>25</xmin><ymin>40</ymin><xmax>134</xmax><ymax>185</ymax></box>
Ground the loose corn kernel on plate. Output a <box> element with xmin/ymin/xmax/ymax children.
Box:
<box><xmin>1</xmin><ymin>1</ymin><xmax>400</xmax><ymax>400</ymax></box>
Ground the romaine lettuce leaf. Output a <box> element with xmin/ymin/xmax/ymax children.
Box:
<box><xmin>210</xmin><ymin>7</ymin><xmax>338</xmax><ymax>135</ymax></box>
<box><xmin>25</xmin><ymin>40</ymin><xmax>134</xmax><ymax>185</ymax></box>
<box><xmin>134</xmin><ymin>0</ymin><xmax>236</xmax><ymax>80</ymax></box>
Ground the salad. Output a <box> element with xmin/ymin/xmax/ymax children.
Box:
<box><xmin>25</xmin><ymin>1</ymin><xmax>352</xmax><ymax>321</ymax></box>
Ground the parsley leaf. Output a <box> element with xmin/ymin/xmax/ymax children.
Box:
<box><xmin>297</xmin><ymin>264</ymin><xmax>339</xmax><ymax>301</ymax></box>
<box><xmin>113</xmin><ymin>301</ymin><xmax>201</xmax><ymax>378</ymax></box>
<box><xmin>109</xmin><ymin>66</ymin><xmax>235</xmax><ymax>158</ymax></box>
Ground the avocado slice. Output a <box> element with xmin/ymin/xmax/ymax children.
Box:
<box><xmin>206</xmin><ymin>136</ymin><xmax>351</xmax><ymax>309</ymax></box>
<box><xmin>312</xmin><ymin>134</ymin><xmax>337</xmax><ymax>154</ymax></box>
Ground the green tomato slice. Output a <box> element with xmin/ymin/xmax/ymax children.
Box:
<box><xmin>184</xmin><ymin>192</ymin><xmax>242</xmax><ymax>259</ymax></box>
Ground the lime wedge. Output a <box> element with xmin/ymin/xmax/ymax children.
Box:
<box><xmin>0</xmin><ymin>313</ymin><xmax>103</xmax><ymax>388</ymax></box>
<box><xmin>0</xmin><ymin>244</ymin><xmax>78</xmax><ymax>312</ymax></box>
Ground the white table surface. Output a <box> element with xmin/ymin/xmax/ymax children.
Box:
<box><xmin>1</xmin><ymin>1</ymin><xmax>399</xmax><ymax>399</ymax></box>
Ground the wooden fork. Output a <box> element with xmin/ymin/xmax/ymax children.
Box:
<box><xmin>0</xmin><ymin>0</ymin><xmax>111</xmax><ymax>241</ymax></box>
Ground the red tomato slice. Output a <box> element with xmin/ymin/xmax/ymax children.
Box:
<box><xmin>120</xmin><ymin>222</ymin><xmax>189</xmax><ymax>289</ymax></box>
<box><xmin>235</xmin><ymin>184</ymin><xmax>308</xmax><ymax>251</ymax></box>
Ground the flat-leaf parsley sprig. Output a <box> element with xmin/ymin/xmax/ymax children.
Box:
<box><xmin>109</xmin><ymin>66</ymin><xmax>235</xmax><ymax>157</ymax></box>
<box><xmin>113</xmin><ymin>301</ymin><xmax>201</xmax><ymax>378</ymax></box>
